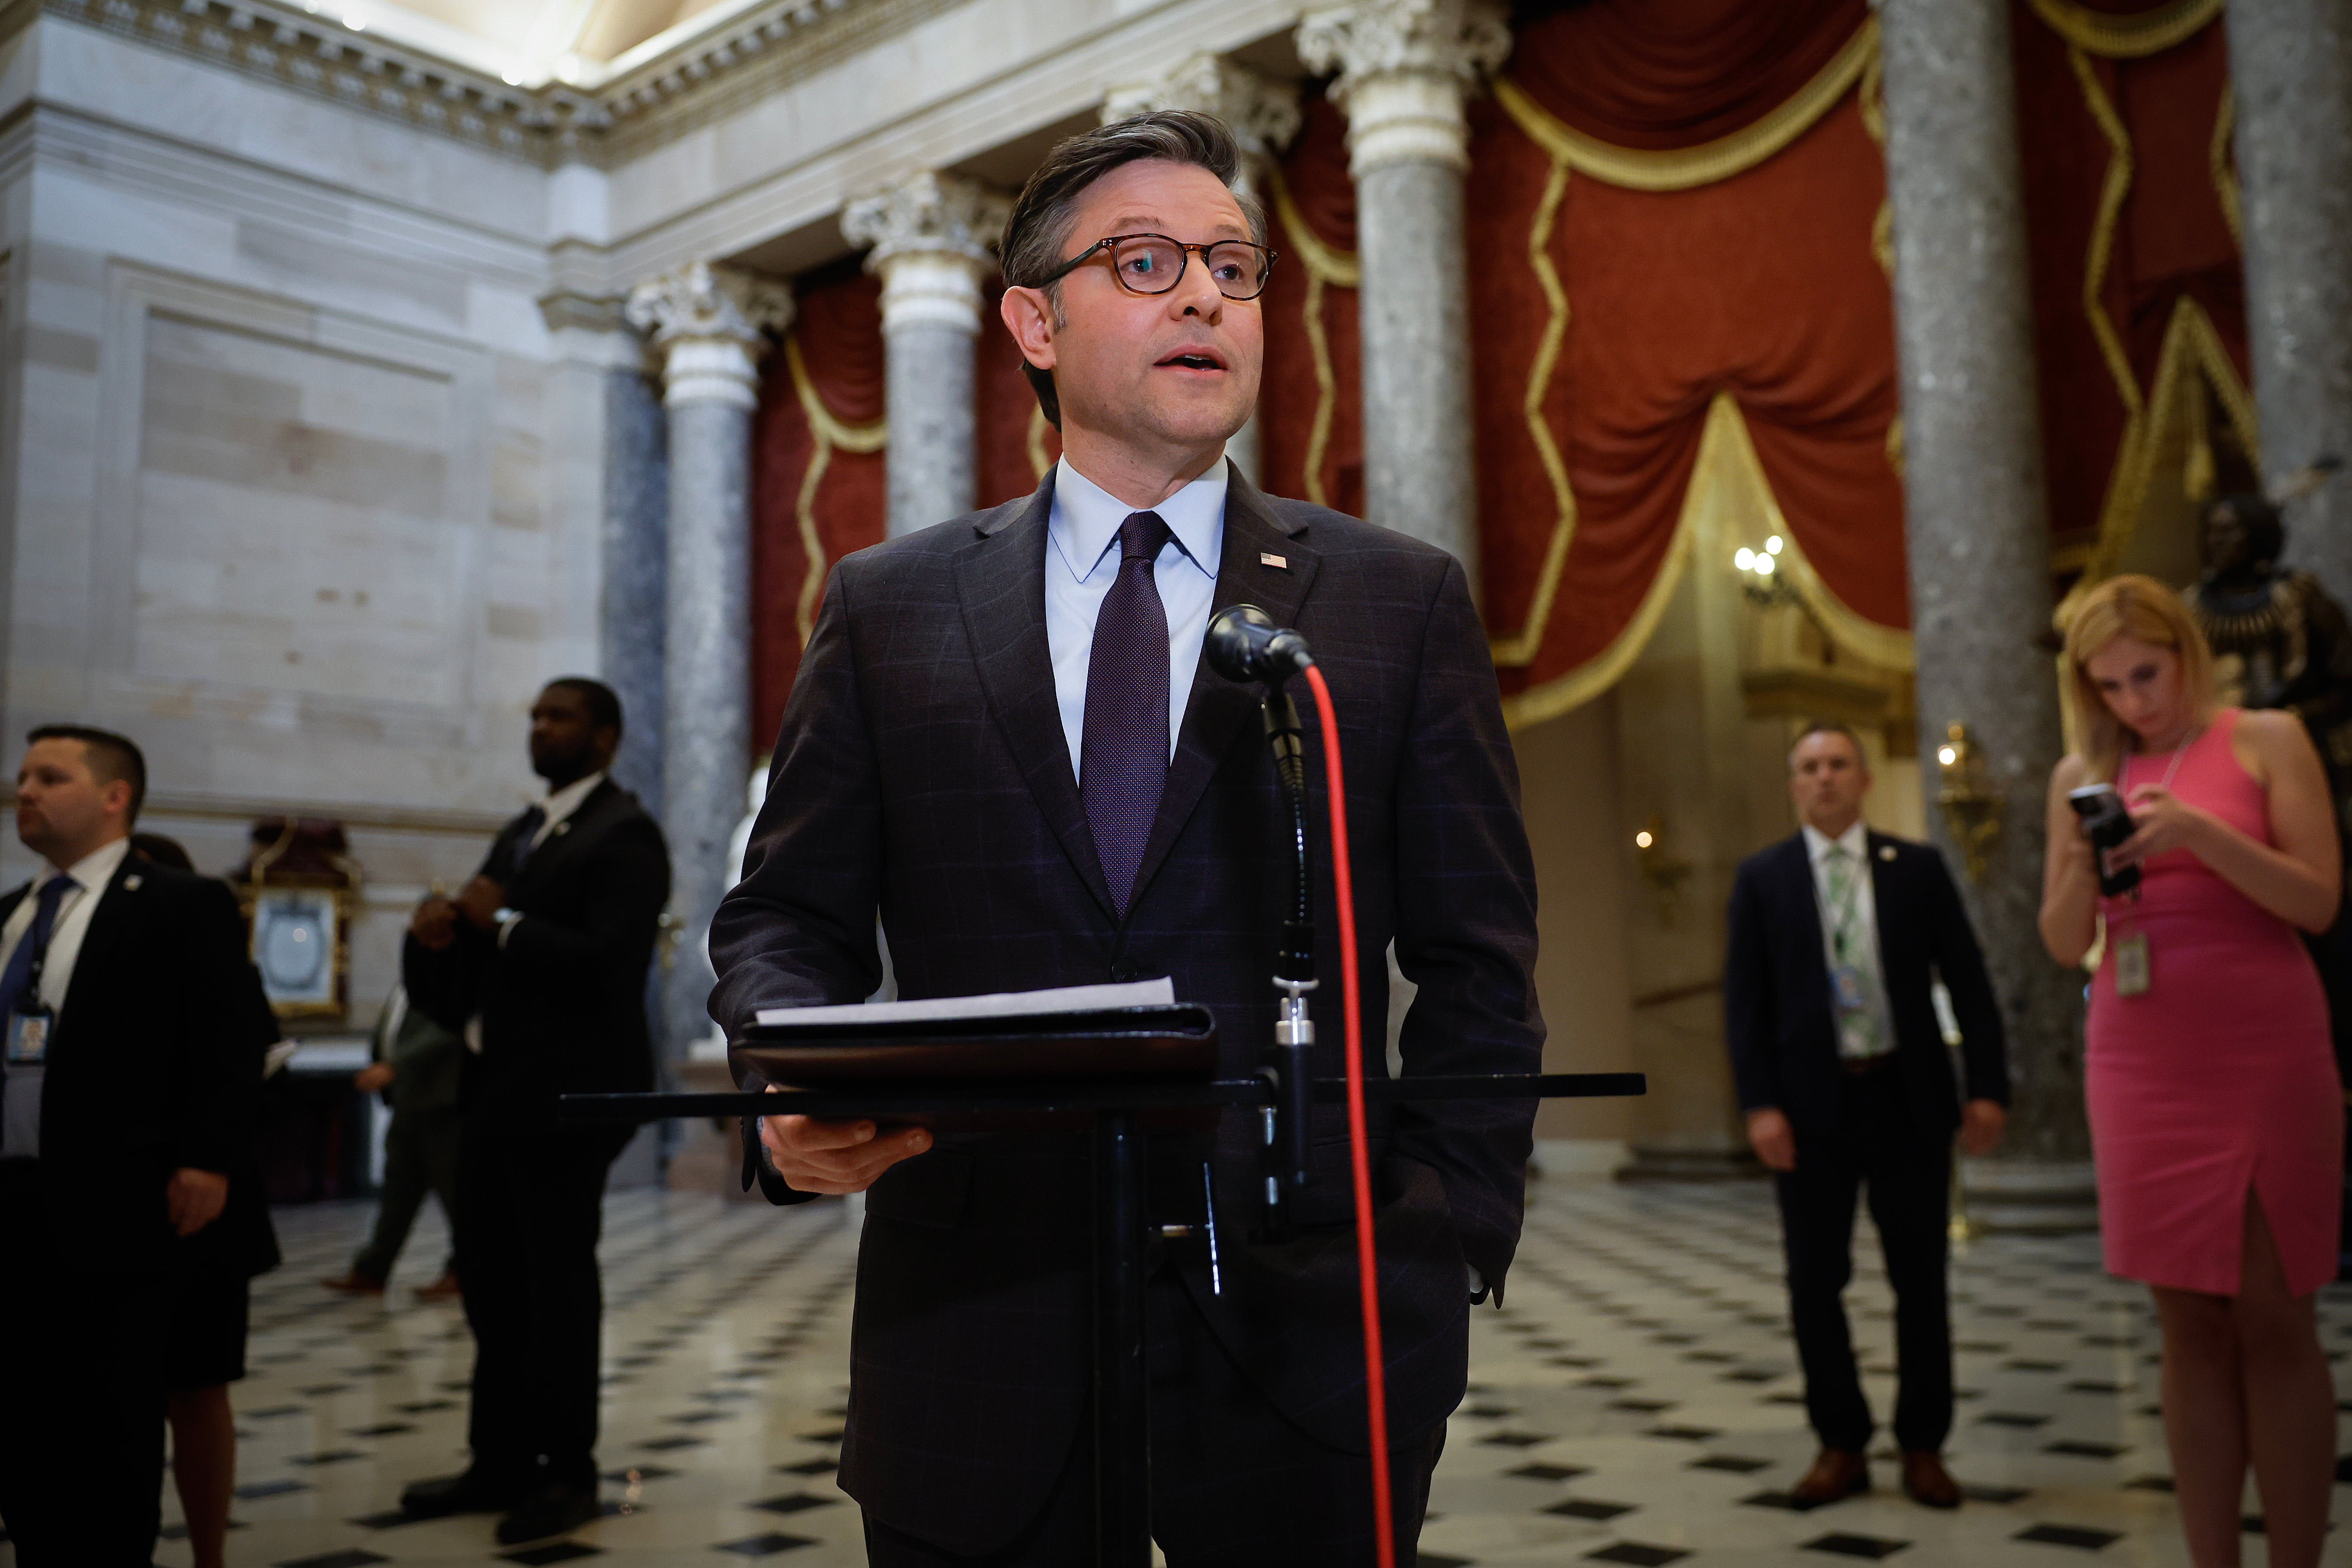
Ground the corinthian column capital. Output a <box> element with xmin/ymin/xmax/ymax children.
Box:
<box><xmin>624</xmin><ymin>261</ymin><xmax>794</xmax><ymax>408</ymax></box>
<box><xmin>842</xmin><ymin>171</ymin><xmax>1014</xmax><ymax>334</ymax></box>
<box><xmin>1102</xmin><ymin>54</ymin><xmax>1304</xmax><ymax>166</ymax></box>
<box><xmin>1296</xmin><ymin>0</ymin><xmax>1511</xmax><ymax>174</ymax></box>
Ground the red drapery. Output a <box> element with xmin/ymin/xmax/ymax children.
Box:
<box><xmin>751</xmin><ymin>261</ymin><xmax>885</xmax><ymax>751</ymax></box>
<box><xmin>2011</xmin><ymin>0</ymin><xmax>2249</xmax><ymax>554</ymax></box>
<box><xmin>748</xmin><ymin>0</ymin><xmax>2244</xmax><ymax>727</ymax></box>
<box><xmin>749</xmin><ymin>266</ymin><xmax>1059</xmax><ymax>747</ymax></box>
<box><xmin>1259</xmin><ymin>94</ymin><xmax>1365</xmax><ymax>517</ymax></box>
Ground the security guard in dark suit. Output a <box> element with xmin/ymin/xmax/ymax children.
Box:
<box><xmin>1725</xmin><ymin>721</ymin><xmax>2010</xmax><ymax>1509</ymax></box>
<box><xmin>396</xmin><ymin>679</ymin><xmax>670</xmax><ymax>1548</ymax></box>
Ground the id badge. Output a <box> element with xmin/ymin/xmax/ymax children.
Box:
<box><xmin>6</xmin><ymin>1006</ymin><xmax>52</xmax><ymax>1065</ymax></box>
<box><xmin>2111</xmin><ymin>930</ymin><xmax>2151</xmax><ymax>997</ymax></box>
<box><xmin>1830</xmin><ymin>965</ymin><xmax>1869</xmax><ymax>1014</ymax></box>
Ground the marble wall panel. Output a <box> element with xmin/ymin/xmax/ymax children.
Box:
<box><xmin>130</xmin><ymin>312</ymin><xmax>468</xmax><ymax>709</ymax></box>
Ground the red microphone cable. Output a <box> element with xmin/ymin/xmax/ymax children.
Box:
<box><xmin>1300</xmin><ymin>661</ymin><xmax>1395</xmax><ymax>1568</ymax></box>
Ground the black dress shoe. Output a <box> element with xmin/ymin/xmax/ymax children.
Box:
<box><xmin>400</xmin><ymin>1469</ymin><xmax>528</xmax><ymax>1518</ymax></box>
<box><xmin>495</xmin><ymin>1483</ymin><xmax>601</xmax><ymax>1546</ymax></box>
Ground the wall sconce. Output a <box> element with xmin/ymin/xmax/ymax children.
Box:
<box><xmin>1634</xmin><ymin>814</ymin><xmax>1693</xmax><ymax>926</ymax></box>
<box><xmin>1934</xmin><ymin>721</ymin><xmax>2004</xmax><ymax>883</ymax></box>
<box><xmin>1733</xmin><ymin>535</ymin><xmax>1796</xmax><ymax>608</ymax></box>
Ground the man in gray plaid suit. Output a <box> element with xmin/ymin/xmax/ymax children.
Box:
<box><xmin>712</xmin><ymin>110</ymin><xmax>1543</xmax><ymax>1567</ymax></box>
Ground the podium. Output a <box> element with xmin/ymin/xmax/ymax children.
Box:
<box><xmin>562</xmin><ymin>1004</ymin><xmax>1644</xmax><ymax>1566</ymax></box>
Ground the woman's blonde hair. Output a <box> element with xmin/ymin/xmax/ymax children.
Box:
<box><xmin>2063</xmin><ymin>573</ymin><xmax>2219</xmax><ymax>780</ymax></box>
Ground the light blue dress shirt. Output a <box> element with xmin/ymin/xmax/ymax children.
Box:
<box><xmin>1045</xmin><ymin>457</ymin><xmax>1227</xmax><ymax>783</ymax></box>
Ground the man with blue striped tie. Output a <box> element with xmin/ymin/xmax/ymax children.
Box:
<box><xmin>0</xmin><ymin>725</ymin><xmax>268</xmax><ymax>1566</ymax></box>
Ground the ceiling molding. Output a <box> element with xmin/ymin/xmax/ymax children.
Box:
<box><xmin>25</xmin><ymin>0</ymin><xmax>953</xmax><ymax>169</ymax></box>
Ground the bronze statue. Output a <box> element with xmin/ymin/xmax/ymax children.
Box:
<box><xmin>2185</xmin><ymin>490</ymin><xmax>2352</xmax><ymax>1111</ymax></box>
<box><xmin>2186</xmin><ymin>492</ymin><xmax>2352</xmax><ymax>816</ymax></box>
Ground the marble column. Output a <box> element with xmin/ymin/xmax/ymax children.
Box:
<box><xmin>1298</xmin><ymin>0</ymin><xmax>1507</xmax><ymax>593</ymax></box>
<box><xmin>1879</xmin><ymin>0</ymin><xmax>2090</xmax><ymax>1230</ymax></box>
<box><xmin>538</xmin><ymin>292</ymin><xmax>670</xmax><ymax>814</ymax></box>
<box><xmin>1102</xmin><ymin>54</ymin><xmax>1305</xmax><ymax>488</ymax></box>
<box><xmin>624</xmin><ymin>261</ymin><xmax>793</xmax><ymax>1060</ymax></box>
<box><xmin>2225</xmin><ymin>0</ymin><xmax>2352</xmax><ymax>600</ymax></box>
<box><xmin>841</xmin><ymin>173</ymin><xmax>1010</xmax><ymax>538</ymax></box>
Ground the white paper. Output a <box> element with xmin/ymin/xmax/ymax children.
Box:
<box><xmin>754</xmin><ymin>977</ymin><xmax>1174</xmax><ymax>1029</ymax></box>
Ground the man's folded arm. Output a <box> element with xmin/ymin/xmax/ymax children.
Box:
<box><xmin>1388</xmin><ymin>553</ymin><xmax>1546</xmax><ymax>1301</ymax></box>
<box><xmin>709</xmin><ymin>560</ymin><xmax>889</xmax><ymax>1060</ymax></box>
<box><xmin>494</xmin><ymin>822</ymin><xmax>671</xmax><ymax>986</ymax></box>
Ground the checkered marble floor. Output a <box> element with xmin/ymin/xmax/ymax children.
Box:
<box><xmin>14</xmin><ymin>1174</ymin><xmax>2352</xmax><ymax>1567</ymax></box>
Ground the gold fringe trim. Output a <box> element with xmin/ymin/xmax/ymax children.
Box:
<box><xmin>2211</xmin><ymin>81</ymin><xmax>2242</xmax><ymax>246</ymax></box>
<box><xmin>1488</xmin><ymin>154</ymin><xmax>1575</xmax><ymax>668</ymax></box>
<box><xmin>1714</xmin><ymin>398</ymin><xmax>1915</xmax><ymax>672</ymax></box>
<box><xmin>2070</xmin><ymin>43</ymin><xmax>2144</xmax><ymax>461</ymax></box>
<box><xmin>1264</xmin><ymin>161</ymin><xmax>1360</xmax><ymax>509</ymax></box>
<box><xmin>2054</xmin><ymin>295</ymin><xmax>2263</xmax><ymax>627</ymax></box>
<box><xmin>1500</xmin><ymin>393</ymin><xmax>1912</xmax><ymax>727</ymax></box>
<box><xmin>1494</xmin><ymin>20</ymin><xmax>1875</xmax><ymax>192</ymax></box>
<box><xmin>784</xmin><ymin>334</ymin><xmax>886</xmax><ymax>648</ymax></box>
<box><xmin>2024</xmin><ymin>0</ymin><xmax>2223</xmax><ymax>58</ymax></box>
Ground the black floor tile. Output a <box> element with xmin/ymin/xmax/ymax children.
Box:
<box><xmin>273</xmin><ymin>1552</ymin><xmax>391</xmax><ymax>1568</ymax></box>
<box><xmin>1644</xmin><ymin>1425</ymin><xmax>1720</xmax><ymax>1442</ymax></box>
<box><xmin>1743</xmin><ymin>1491</ymin><xmax>1833</xmax><ymax>1513</ymax></box>
<box><xmin>348</xmin><ymin>1510</ymin><xmax>424</xmax><ymax>1529</ymax></box>
<box><xmin>716</xmin><ymin>1534</ymin><xmax>818</xmax><ymax>1557</ymax></box>
<box><xmin>1584</xmin><ymin>1543</ymin><xmax>1688</xmax><ymax>1567</ymax></box>
<box><xmin>778</xmin><ymin>1458</ymin><xmax>839</xmax><ymax>1476</ymax></box>
<box><xmin>1547</xmin><ymin>1499</ymin><xmax>1637</xmax><ymax>1521</ymax></box>
<box><xmin>1479</xmin><ymin>1431</ymin><xmax>1555</xmax><ymax>1448</ymax></box>
<box><xmin>499</xmin><ymin>1545</ymin><xmax>604</xmax><ymax>1565</ymax></box>
<box><xmin>639</xmin><ymin>1435</ymin><xmax>709</xmax><ymax>1452</ymax></box>
<box><xmin>1965</xmin><ymin>1485</ymin><xmax>2031</xmax><ymax>1504</ymax></box>
<box><xmin>2015</xmin><ymin>1524</ymin><xmax>2124</xmax><ymax>1550</ymax></box>
<box><xmin>1507</xmin><ymin>1462</ymin><xmax>1590</xmax><ymax>1482</ymax></box>
<box><xmin>2046</xmin><ymin>1440</ymin><xmax>2126</xmax><ymax>1459</ymax></box>
<box><xmin>2124</xmin><ymin>1475</ymin><xmax>2175</xmax><ymax>1493</ymax></box>
<box><xmin>1689</xmin><ymin>1455</ymin><xmax>1773</xmax><ymax>1474</ymax></box>
<box><xmin>290</xmin><ymin>1450</ymin><xmax>367</xmax><ymax>1466</ymax></box>
<box><xmin>1978</xmin><ymin>1412</ymin><xmax>2051</xmax><ymax>1428</ymax></box>
<box><xmin>1804</xmin><ymin>1532</ymin><xmax>1909</xmax><ymax>1558</ymax></box>
<box><xmin>753</xmin><ymin>1492</ymin><xmax>838</xmax><ymax>1515</ymax></box>
<box><xmin>236</xmin><ymin>1479</ymin><xmax>313</xmax><ymax>1500</ymax></box>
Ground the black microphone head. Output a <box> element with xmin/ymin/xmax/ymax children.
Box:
<box><xmin>1207</xmin><ymin>604</ymin><xmax>1313</xmax><ymax>682</ymax></box>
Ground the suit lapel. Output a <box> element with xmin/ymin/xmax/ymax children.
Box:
<box><xmin>953</xmin><ymin>473</ymin><xmax>1119</xmax><ymax>920</ymax></box>
<box><xmin>1781</xmin><ymin>835</ymin><xmax>1828</xmax><ymax>960</ymax></box>
<box><xmin>58</xmin><ymin>856</ymin><xmax>145</xmax><ymax>1033</ymax></box>
<box><xmin>509</xmin><ymin>781</ymin><xmax>616</xmax><ymax>896</ymax></box>
<box><xmin>1128</xmin><ymin>468</ymin><xmax>1320</xmax><ymax>912</ymax></box>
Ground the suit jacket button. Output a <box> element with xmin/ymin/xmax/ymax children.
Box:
<box><xmin>1109</xmin><ymin>961</ymin><xmax>1137</xmax><ymax>983</ymax></box>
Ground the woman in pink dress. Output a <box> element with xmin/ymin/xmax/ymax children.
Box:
<box><xmin>2040</xmin><ymin>574</ymin><xmax>2342</xmax><ymax>1568</ymax></box>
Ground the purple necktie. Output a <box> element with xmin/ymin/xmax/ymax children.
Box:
<box><xmin>1083</xmin><ymin>510</ymin><xmax>1174</xmax><ymax>915</ymax></box>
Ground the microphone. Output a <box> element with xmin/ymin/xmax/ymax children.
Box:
<box><xmin>1206</xmin><ymin>604</ymin><xmax>1314</xmax><ymax>683</ymax></box>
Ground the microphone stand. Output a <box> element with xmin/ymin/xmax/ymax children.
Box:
<box><xmin>1259</xmin><ymin>685</ymin><xmax>1315</xmax><ymax>1242</ymax></box>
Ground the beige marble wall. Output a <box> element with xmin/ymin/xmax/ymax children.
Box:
<box><xmin>1515</xmin><ymin>697</ymin><xmax>1637</xmax><ymax>1150</ymax></box>
<box><xmin>0</xmin><ymin>26</ymin><xmax>606</xmax><ymax>1033</ymax></box>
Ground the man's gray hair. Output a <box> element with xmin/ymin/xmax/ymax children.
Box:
<box><xmin>999</xmin><ymin>109</ymin><xmax>1269</xmax><ymax>428</ymax></box>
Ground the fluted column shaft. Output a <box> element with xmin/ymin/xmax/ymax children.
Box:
<box><xmin>1880</xmin><ymin>0</ymin><xmax>2088</xmax><ymax>1226</ymax></box>
<box><xmin>1299</xmin><ymin>0</ymin><xmax>1506</xmax><ymax>593</ymax></box>
<box><xmin>2226</xmin><ymin>0</ymin><xmax>2352</xmax><ymax>597</ymax></box>
<box><xmin>844</xmin><ymin>173</ymin><xmax>1010</xmax><ymax>538</ymax></box>
<box><xmin>625</xmin><ymin>263</ymin><xmax>791</xmax><ymax>1060</ymax></box>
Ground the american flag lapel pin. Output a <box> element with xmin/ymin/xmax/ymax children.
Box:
<box><xmin>1260</xmin><ymin>552</ymin><xmax>1288</xmax><ymax>570</ymax></box>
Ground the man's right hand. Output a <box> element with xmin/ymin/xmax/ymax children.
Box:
<box><xmin>354</xmin><ymin>1063</ymin><xmax>395</xmax><ymax>1094</ymax></box>
<box><xmin>410</xmin><ymin>896</ymin><xmax>459</xmax><ymax>951</ymax></box>
<box><xmin>759</xmin><ymin>1101</ymin><xmax>932</xmax><ymax>1195</ymax></box>
<box><xmin>1746</xmin><ymin>1107</ymin><xmax>1797</xmax><ymax>1173</ymax></box>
